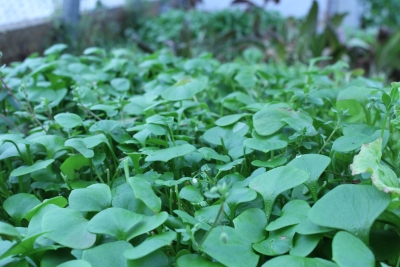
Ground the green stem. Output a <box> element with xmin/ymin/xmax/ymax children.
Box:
<box><xmin>198</xmin><ymin>202</ymin><xmax>225</xmax><ymax>249</ymax></box>
<box><xmin>381</xmin><ymin>110</ymin><xmax>390</xmax><ymax>138</ymax></box>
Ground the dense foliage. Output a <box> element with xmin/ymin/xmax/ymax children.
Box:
<box><xmin>1</xmin><ymin>43</ymin><xmax>400</xmax><ymax>266</ymax></box>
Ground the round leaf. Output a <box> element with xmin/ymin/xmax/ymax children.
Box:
<box><xmin>161</xmin><ymin>77</ymin><xmax>208</xmax><ymax>101</ymax></box>
<box><xmin>3</xmin><ymin>193</ymin><xmax>41</xmax><ymax>224</ymax></box>
<box><xmin>332</xmin><ymin>231</ymin><xmax>375</xmax><ymax>267</ymax></box>
<box><xmin>54</xmin><ymin>113</ymin><xmax>82</xmax><ymax>128</ymax></box>
<box><xmin>111</xmin><ymin>78</ymin><xmax>130</xmax><ymax>91</ymax></box>
<box><xmin>201</xmin><ymin>226</ymin><xmax>259</xmax><ymax>267</ymax></box>
<box><xmin>82</xmin><ymin>241</ymin><xmax>132</xmax><ymax>267</ymax></box>
<box><xmin>124</xmin><ymin>231</ymin><xmax>176</xmax><ymax>260</ymax></box>
<box><xmin>249</xmin><ymin>166</ymin><xmax>309</xmax><ymax>222</ymax></box>
<box><xmin>69</xmin><ymin>184</ymin><xmax>112</xmax><ymax>212</ymax></box>
<box><xmin>177</xmin><ymin>254</ymin><xmax>225</xmax><ymax>267</ymax></box>
<box><xmin>308</xmin><ymin>185</ymin><xmax>390</xmax><ymax>244</ymax></box>
<box><xmin>87</xmin><ymin>208</ymin><xmax>144</xmax><ymax>240</ymax></box>
<box><xmin>42</xmin><ymin>207</ymin><xmax>96</xmax><ymax>249</ymax></box>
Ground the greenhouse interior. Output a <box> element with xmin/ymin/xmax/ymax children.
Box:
<box><xmin>1</xmin><ymin>0</ymin><xmax>400</xmax><ymax>266</ymax></box>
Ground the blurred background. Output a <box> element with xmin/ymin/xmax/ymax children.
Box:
<box><xmin>1</xmin><ymin>0</ymin><xmax>400</xmax><ymax>80</ymax></box>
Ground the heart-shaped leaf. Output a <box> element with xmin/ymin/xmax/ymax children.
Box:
<box><xmin>332</xmin><ymin>231</ymin><xmax>375</xmax><ymax>267</ymax></box>
<box><xmin>42</xmin><ymin>207</ymin><xmax>96</xmax><ymax>249</ymax></box>
<box><xmin>111</xmin><ymin>77</ymin><xmax>131</xmax><ymax>91</ymax></box>
<box><xmin>287</xmin><ymin>154</ymin><xmax>331</xmax><ymax>201</ymax></box>
<box><xmin>233</xmin><ymin>208</ymin><xmax>267</xmax><ymax>243</ymax></box>
<box><xmin>0</xmin><ymin>222</ymin><xmax>20</xmax><ymax>240</ymax></box>
<box><xmin>266</xmin><ymin>200</ymin><xmax>310</xmax><ymax>231</ymax></box>
<box><xmin>290</xmin><ymin>233</ymin><xmax>322</xmax><ymax>257</ymax></box>
<box><xmin>57</xmin><ymin>260</ymin><xmax>92</xmax><ymax>267</ymax></box>
<box><xmin>308</xmin><ymin>184</ymin><xmax>390</xmax><ymax>244</ymax></box>
<box><xmin>124</xmin><ymin>231</ymin><xmax>176</xmax><ymax>260</ymax></box>
<box><xmin>161</xmin><ymin>77</ymin><xmax>208</xmax><ymax>101</ymax></box>
<box><xmin>253</xmin><ymin>108</ymin><xmax>293</xmax><ymax>136</ymax></box>
<box><xmin>82</xmin><ymin>241</ymin><xmax>133</xmax><ymax>267</ymax></box>
<box><xmin>177</xmin><ymin>254</ymin><xmax>225</xmax><ymax>267</ymax></box>
<box><xmin>65</xmin><ymin>139</ymin><xmax>94</xmax><ymax>158</ymax></box>
<box><xmin>179</xmin><ymin>185</ymin><xmax>204</xmax><ymax>203</ymax></box>
<box><xmin>128</xmin><ymin>177</ymin><xmax>161</xmax><ymax>213</ymax></box>
<box><xmin>3</xmin><ymin>193</ymin><xmax>41</xmax><ymax>225</ymax></box>
<box><xmin>253</xmin><ymin>225</ymin><xmax>296</xmax><ymax>256</ymax></box>
<box><xmin>54</xmin><ymin>113</ymin><xmax>82</xmax><ymax>128</ymax></box>
<box><xmin>126</xmin><ymin>212</ymin><xmax>169</xmax><ymax>240</ymax></box>
<box><xmin>10</xmin><ymin>159</ymin><xmax>54</xmax><ymax>177</ymax></box>
<box><xmin>201</xmin><ymin>226</ymin><xmax>259</xmax><ymax>267</ymax></box>
<box><xmin>69</xmin><ymin>184</ymin><xmax>112</xmax><ymax>212</ymax></box>
<box><xmin>87</xmin><ymin>208</ymin><xmax>144</xmax><ymax>240</ymax></box>
<box><xmin>127</xmin><ymin>249</ymin><xmax>169</xmax><ymax>267</ymax></box>
<box><xmin>31</xmin><ymin>135</ymin><xmax>65</xmax><ymax>159</ymax></box>
<box><xmin>144</xmin><ymin>144</ymin><xmax>196</xmax><ymax>162</ymax></box>
<box><xmin>261</xmin><ymin>255</ymin><xmax>338</xmax><ymax>267</ymax></box>
<box><xmin>244</xmin><ymin>138</ymin><xmax>287</xmax><ymax>153</ymax></box>
<box><xmin>249</xmin><ymin>166</ymin><xmax>309</xmax><ymax>222</ymax></box>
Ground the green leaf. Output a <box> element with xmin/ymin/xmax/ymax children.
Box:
<box><xmin>234</xmin><ymin>68</ymin><xmax>257</xmax><ymax>88</ymax></box>
<box><xmin>31</xmin><ymin>135</ymin><xmax>65</xmax><ymax>159</ymax></box>
<box><xmin>0</xmin><ymin>222</ymin><xmax>21</xmax><ymax>240</ymax></box>
<box><xmin>87</xmin><ymin>208</ymin><xmax>144</xmax><ymax>240</ymax></box>
<box><xmin>128</xmin><ymin>177</ymin><xmax>161</xmax><ymax>213</ymax></box>
<box><xmin>266</xmin><ymin>200</ymin><xmax>310</xmax><ymax>231</ymax></box>
<box><xmin>244</xmin><ymin>139</ymin><xmax>287</xmax><ymax>153</ymax></box>
<box><xmin>179</xmin><ymin>185</ymin><xmax>204</xmax><ymax>203</ymax></box>
<box><xmin>233</xmin><ymin>208</ymin><xmax>267</xmax><ymax>243</ymax></box>
<box><xmin>42</xmin><ymin>207</ymin><xmax>97</xmax><ymax>249</ymax></box>
<box><xmin>308</xmin><ymin>184</ymin><xmax>390</xmax><ymax>244</ymax></box>
<box><xmin>0</xmin><ymin>232</ymin><xmax>43</xmax><ymax>260</ymax></box>
<box><xmin>54</xmin><ymin>113</ymin><xmax>83</xmax><ymax>128</ymax></box>
<box><xmin>253</xmin><ymin>225</ymin><xmax>296</xmax><ymax>256</ymax></box>
<box><xmin>177</xmin><ymin>254</ymin><xmax>225</xmax><ymax>267</ymax></box>
<box><xmin>127</xmin><ymin>249</ymin><xmax>169</xmax><ymax>267</ymax></box>
<box><xmin>3</xmin><ymin>193</ymin><xmax>41</xmax><ymax>225</ymax></box>
<box><xmin>350</xmin><ymin>138</ymin><xmax>400</xmax><ymax>194</ymax></box>
<box><xmin>197</xmin><ymin>147</ymin><xmax>230</xmax><ymax>163</ymax></box>
<box><xmin>124</xmin><ymin>231</ymin><xmax>176</xmax><ymax>260</ymax></box>
<box><xmin>295</xmin><ymin>218</ymin><xmax>334</xmax><ymax>235</ymax></box>
<box><xmin>161</xmin><ymin>77</ymin><xmax>208</xmax><ymax>101</ymax></box>
<box><xmin>144</xmin><ymin>144</ymin><xmax>196</xmax><ymax>162</ymax></box>
<box><xmin>88</xmin><ymin>120</ymin><xmax>119</xmax><ymax>134</ymax></box>
<box><xmin>332</xmin><ymin>231</ymin><xmax>375</xmax><ymax>267</ymax></box>
<box><xmin>44</xmin><ymin>44</ymin><xmax>68</xmax><ymax>55</ymax></box>
<box><xmin>261</xmin><ymin>255</ymin><xmax>338</xmax><ymax>267</ymax></box>
<box><xmin>215</xmin><ymin>114</ymin><xmax>247</xmax><ymax>127</ymax></box>
<box><xmin>253</xmin><ymin>108</ymin><xmax>292</xmax><ymax>136</ymax></box>
<box><xmin>332</xmin><ymin>135</ymin><xmax>370</xmax><ymax>152</ymax></box>
<box><xmin>126</xmin><ymin>212</ymin><xmax>169</xmax><ymax>240</ymax></box>
<box><xmin>382</xmin><ymin>92</ymin><xmax>391</xmax><ymax>107</ymax></box>
<box><xmin>111</xmin><ymin>78</ymin><xmax>130</xmax><ymax>91</ymax></box>
<box><xmin>60</xmin><ymin>154</ymin><xmax>91</xmax><ymax>181</ymax></box>
<box><xmin>203</xmin><ymin>125</ymin><xmax>248</xmax><ymax>146</ymax></box>
<box><xmin>287</xmin><ymin>154</ymin><xmax>331</xmax><ymax>201</ymax></box>
<box><xmin>251</xmin><ymin>157</ymin><xmax>287</xmax><ymax>168</ymax></box>
<box><xmin>69</xmin><ymin>184</ymin><xmax>112</xmax><ymax>212</ymax></box>
<box><xmin>10</xmin><ymin>159</ymin><xmax>54</xmax><ymax>177</ymax></box>
<box><xmin>249</xmin><ymin>166</ymin><xmax>309</xmax><ymax>222</ymax></box>
<box><xmin>201</xmin><ymin>226</ymin><xmax>259</xmax><ymax>267</ymax></box>
<box><xmin>226</xmin><ymin>188</ymin><xmax>257</xmax><ymax>219</ymax></box>
<box><xmin>290</xmin><ymin>234</ymin><xmax>322</xmax><ymax>257</ymax></box>
<box><xmin>65</xmin><ymin>139</ymin><xmax>94</xmax><ymax>158</ymax></box>
<box><xmin>24</xmin><ymin>196</ymin><xmax>68</xmax><ymax>221</ymax></box>
<box><xmin>82</xmin><ymin>241</ymin><xmax>132</xmax><ymax>267</ymax></box>
<box><xmin>57</xmin><ymin>260</ymin><xmax>92</xmax><ymax>267</ymax></box>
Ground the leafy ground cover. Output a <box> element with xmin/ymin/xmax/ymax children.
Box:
<box><xmin>1</xmin><ymin>44</ymin><xmax>400</xmax><ymax>266</ymax></box>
